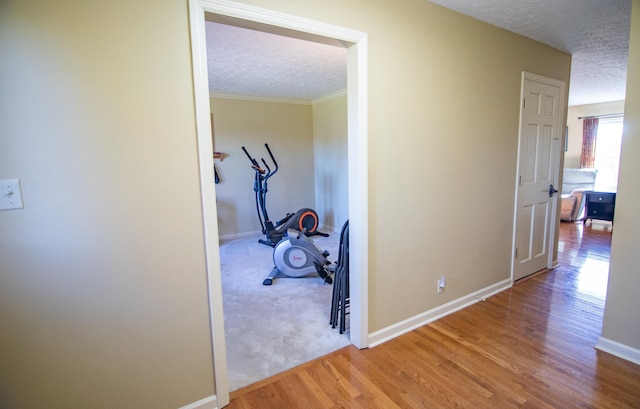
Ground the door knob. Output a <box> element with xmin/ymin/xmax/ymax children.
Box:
<box><xmin>549</xmin><ymin>184</ymin><xmax>558</xmax><ymax>197</ymax></box>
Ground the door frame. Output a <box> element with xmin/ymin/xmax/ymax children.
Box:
<box><xmin>188</xmin><ymin>0</ymin><xmax>369</xmax><ymax>405</ymax></box>
<box><xmin>511</xmin><ymin>71</ymin><xmax>566</xmax><ymax>282</ymax></box>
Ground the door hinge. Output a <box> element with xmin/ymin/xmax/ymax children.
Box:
<box><xmin>523</xmin><ymin>98</ymin><xmax>526</xmax><ymax>109</ymax></box>
<box><xmin>515</xmin><ymin>248</ymin><xmax>518</xmax><ymax>258</ymax></box>
<box><xmin>519</xmin><ymin>175</ymin><xmax>522</xmax><ymax>186</ymax></box>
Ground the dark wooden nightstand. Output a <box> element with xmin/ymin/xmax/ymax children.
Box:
<box><xmin>584</xmin><ymin>191</ymin><xmax>616</xmax><ymax>224</ymax></box>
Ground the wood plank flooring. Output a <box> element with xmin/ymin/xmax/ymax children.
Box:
<box><xmin>227</xmin><ymin>222</ymin><xmax>640</xmax><ymax>408</ymax></box>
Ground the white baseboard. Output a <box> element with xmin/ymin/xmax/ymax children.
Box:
<box><xmin>320</xmin><ymin>224</ymin><xmax>342</xmax><ymax>234</ymax></box>
<box><xmin>595</xmin><ymin>337</ymin><xmax>640</xmax><ymax>365</ymax></box>
<box><xmin>178</xmin><ymin>395</ymin><xmax>218</xmax><ymax>409</ymax></box>
<box><xmin>220</xmin><ymin>225</ymin><xmax>340</xmax><ymax>241</ymax></box>
<box><xmin>218</xmin><ymin>230</ymin><xmax>262</xmax><ymax>241</ymax></box>
<box><xmin>368</xmin><ymin>278</ymin><xmax>512</xmax><ymax>347</ymax></box>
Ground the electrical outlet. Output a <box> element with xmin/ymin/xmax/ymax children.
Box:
<box><xmin>437</xmin><ymin>275</ymin><xmax>446</xmax><ymax>294</ymax></box>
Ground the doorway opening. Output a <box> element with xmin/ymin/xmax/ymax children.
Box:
<box><xmin>207</xmin><ymin>19</ymin><xmax>350</xmax><ymax>391</ymax></box>
<box><xmin>188</xmin><ymin>0</ymin><xmax>368</xmax><ymax>404</ymax></box>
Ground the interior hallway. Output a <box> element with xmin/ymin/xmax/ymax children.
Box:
<box><xmin>227</xmin><ymin>221</ymin><xmax>640</xmax><ymax>408</ymax></box>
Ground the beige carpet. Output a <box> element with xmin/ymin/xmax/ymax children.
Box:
<box><xmin>219</xmin><ymin>230</ymin><xmax>350</xmax><ymax>391</ymax></box>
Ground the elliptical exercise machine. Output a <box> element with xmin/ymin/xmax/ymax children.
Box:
<box><xmin>242</xmin><ymin>143</ymin><xmax>333</xmax><ymax>285</ymax></box>
<box><xmin>242</xmin><ymin>143</ymin><xmax>328</xmax><ymax>248</ymax></box>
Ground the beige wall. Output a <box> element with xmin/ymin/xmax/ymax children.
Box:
<box><xmin>0</xmin><ymin>1</ymin><xmax>214</xmax><ymax>408</ymax></box>
<box><xmin>1</xmin><ymin>0</ymin><xmax>577</xmax><ymax>407</ymax></box>
<box><xmin>601</xmin><ymin>0</ymin><xmax>640</xmax><ymax>352</ymax></box>
<box><xmin>312</xmin><ymin>93</ymin><xmax>349</xmax><ymax>232</ymax></box>
<box><xmin>210</xmin><ymin>98</ymin><xmax>315</xmax><ymax>237</ymax></box>
<box><xmin>565</xmin><ymin>100</ymin><xmax>625</xmax><ymax>169</ymax></box>
<box><xmin>285</xmin><ymin>0</ymin><xmax>570</xmax><ymax>331</ymax></box>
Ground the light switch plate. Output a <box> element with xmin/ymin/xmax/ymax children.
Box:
<box><xmin>0</xmin><ymin>179</ymin><xmax>24</xmax><ymax>210</ymax></box>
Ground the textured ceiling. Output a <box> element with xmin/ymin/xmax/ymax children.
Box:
<box><xmin>206</xmin><ymin>22</ymin><xmax>347</xmax><ymax>102</ymax></box>
<box><xmin>428</xmin><ymin>0</ymin><xmax>632</xmax><ymax>106</ymax></box>
<box><xmin>206</xmin><ymin>0</ymin><xmax>631</xmax><ymax>106</ymax></box>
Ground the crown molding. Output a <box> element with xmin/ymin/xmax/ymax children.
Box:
<box><xmin>210</xmin><ymin>92</ymin><xmax>311</xmax><ymax>105</ymax></box>
<box><xmin>209</xmin><ymin>88</ymin><xmax>348</xmax><ymax>106</ymax></box>
<box><xmin>312</xmin><ymin>89</ymin><xmax>347</xmax><ymax>105</ymax></box>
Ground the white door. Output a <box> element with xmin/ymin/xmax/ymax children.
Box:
<box><xmin>513</xmin><ymin>72</ymin><xmax>565</xmax><ymax>281</ymax></box>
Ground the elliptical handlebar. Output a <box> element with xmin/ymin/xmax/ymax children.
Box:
<box><xmin>263</xmin><ymin>143</ymin><xmax>279</xmax><ymax>177</ymax></box>
<box><xmin>261</xmin><ymin>158</ymin><xmax>271</xmax><ymax>177</ymax></box>
<box><xmin>242</xmin><ymin>144</ymin><xmax>280</xmax><ymax>180</ymax></box>
<box><xmin>241</xmin><ymin>146</ymin><xmax>267</xmax><ymax>174</ymax></box>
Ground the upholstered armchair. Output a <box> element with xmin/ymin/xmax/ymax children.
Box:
<box><xmin>560</xmin><ymin>168</ymin><xmax>597</xmax><ymax>222</ymax></box>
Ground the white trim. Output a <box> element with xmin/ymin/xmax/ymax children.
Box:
<box><xmin>197</xmin><ymin>0</ymin><xmax>366</xmax><ymax>41</ymax></box>
<box><xmin>320</xmin><ymin>224</ymin><xmax>343</xmax><ymax>234</ymax></box>
<box><xmin>210</xmin><ymin>88</ymin><xmax>348</xmax><ymax>106</ymax></box>
<box><xmin>220</xmin><ymin>227</ymin><xmax>341</xmax><ymax>241</ymax></box>
<box><xmin>189</xmin><ymin>0</ymin><xmax>369</xmax><ymax>405</ymax></box>
<box><xmin>312</xmin><ymin>89</ymin><xmax>348</xmax><ymax>105</ymax></box>
<box><xmin>178</xmin><ymin>395</ymin><xmax>218</xmax><ymax>409</ymax></box>
<box><xmin>347</xmin><ymin>33</ymin><xmax>369</xmax><ymax>349</ymax></box>
<box><xmin>510</xmin><ymin>87</ymin><xmax>521</xmax><ymax>281</ymax></box>
<box><xmin>368</xmin><ymin>279</ymin><xmax>512</xmax><ymax>348</ymax></box>
<box><xmin>211</xmin><ymin>92</ymin><xmax>312</xmax><ymax>105</ymax></box>
<box><xmin>188</xmin><ymin>0</ymin><xmax>230</xmax><ymax>407</ymax></box>
<box><xmin>545</xmin><ymin>73</ymin><xmax>566</xmax><ymax>272</ymax></box>
<box><xmin>595</xmin><ymin>337</ymin><xmax>640</xmax><ymax>365</ymax></box>
<box><xmin>218</xmin><ymin>230</ymin><xmax>262</xmax><ymax>241</ymax></box>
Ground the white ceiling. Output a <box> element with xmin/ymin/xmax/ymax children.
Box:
<box><xmin>206</xmin><ymin>22</ymin><xmax>347</xmax><ymax>102</ymax></box>
<box><xmin>428</xmin><ymin>0</ymin><xmax>632</xmax><ymax>106</ymax></box>
<box><xmin>206</xmin><ymin>0</ymin><xmax>632</xmax><ymax>106</ymax></box>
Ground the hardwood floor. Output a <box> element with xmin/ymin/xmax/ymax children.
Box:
<box><xmin>227</xmin><ymin>222</ymin><xmax>640</xmax><ymax>408</ymax></box>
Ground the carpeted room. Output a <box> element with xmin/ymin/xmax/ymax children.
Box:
<box><xmin>209</xmin><ymin>83</ymin><xmax>350</xmax><ymax>390</ymax></box>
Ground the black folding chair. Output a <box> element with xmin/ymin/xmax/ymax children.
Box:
<box><xmin>330</xmin><ymin>220</ymin><xmax>349</xmax><ymax>334</ymax></box>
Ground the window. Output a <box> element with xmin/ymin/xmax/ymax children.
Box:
<box><xmin>593</xmin><ymin>117</ymin><xmax>623</xmax><ymax>192</ymax></box>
